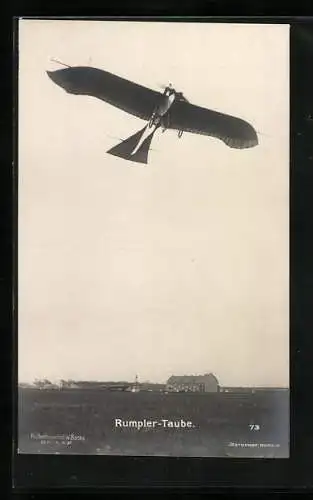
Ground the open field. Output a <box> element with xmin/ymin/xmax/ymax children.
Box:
<box><xmin>18</xmin><ymin>388</ymin><xmax>289</xmax><ymax>457</ymax></box>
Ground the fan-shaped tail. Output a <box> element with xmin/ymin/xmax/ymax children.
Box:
<box><xmin>107</xmin><ymin>126</ymin><xmax>156</xmax><ymax>164</ymax></box>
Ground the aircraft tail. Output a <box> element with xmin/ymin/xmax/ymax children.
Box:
<box><xmin>106</xmin><ymin>126</ymin><xmax>156</xmax><ymax>165</ymax></box>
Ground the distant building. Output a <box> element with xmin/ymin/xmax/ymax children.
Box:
<box><xmin>166</xmin><ymin>373</ymin><xmax>219</xmax><ymax>393</ymax></box>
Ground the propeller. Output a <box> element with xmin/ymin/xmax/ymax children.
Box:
<box><xmin>157</xmin><ymin>82</ymin><xmax>190</xmax><ymax>103</ymax></box>
<box><xmin>157</xmin><ymin>82</ymin><xmax>173</xmax><ymax>90</ymax></box>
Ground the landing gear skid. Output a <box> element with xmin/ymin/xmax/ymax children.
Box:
<box><xmin>160</xmin><ymin>113</ymin><xmax>170</xmax><ymax>133</ymax></box>
<box><xmin>149</xmin><ymin>109</ymin><xmax>161</xmax><ymax>129</ymax></box>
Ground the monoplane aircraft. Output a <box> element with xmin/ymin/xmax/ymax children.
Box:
<box><xmin>47</xmin><ymin>62</ymin><xmax>258</xmax><ymax>164</ymax></box>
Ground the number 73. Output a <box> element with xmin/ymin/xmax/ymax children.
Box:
<box><xmin>249</xmin><ymin>424</ymin><xmax>260</xmax><ymax>431</ymax></box>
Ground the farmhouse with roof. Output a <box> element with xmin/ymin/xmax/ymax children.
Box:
<box><xmin>166</xmin><ymin>373</ymin><xmax>219</xmax><ymax>393</ymax></box>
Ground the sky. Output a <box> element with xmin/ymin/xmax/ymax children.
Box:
<box><xmin>18</xmin><ymin>20</ymin><xmax>290</xmax><ymax>386</ymax></box>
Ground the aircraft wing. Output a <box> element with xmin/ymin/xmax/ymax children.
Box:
<box><xmin>168</xmin><ymin>99</ymin><xmax>258</xmax><ymax>149</ymax></box>
<box><xmin>47</xmin><ymin>66</ymin><xmax>162</xmax><ymax>121</ymax></box>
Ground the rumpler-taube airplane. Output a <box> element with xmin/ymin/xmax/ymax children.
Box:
<box><xmin>46</xmin><ymin>60</ymin><xmax>258</xmax><ymax>164</ymax></box>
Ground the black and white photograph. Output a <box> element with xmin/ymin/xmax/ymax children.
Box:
<box><xmin>18</xmin><ymin>19</ymin><xmax>289</xmax><ymax>458</ymax></box>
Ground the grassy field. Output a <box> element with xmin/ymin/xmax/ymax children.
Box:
<box><xmin>18</xmin><ymin>388</ymin><xmax>289</xmax><ymax>457</ymax></box>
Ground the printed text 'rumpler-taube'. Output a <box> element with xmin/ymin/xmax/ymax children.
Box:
<box><xmin>114</xmin><ymin>418</ymin><xmax>196</xmax><ymax>429</ymax></box>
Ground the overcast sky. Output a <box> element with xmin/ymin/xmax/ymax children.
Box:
<box><xmin>18</xmin><ymin>20</ymin><xmax>289</xmax><ymax>386</ymax></box>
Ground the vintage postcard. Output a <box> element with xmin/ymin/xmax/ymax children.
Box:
<box><xmin>17</xmin><ymin>19</ymin><xmax>289</xmax><ymax>458</ymax></box>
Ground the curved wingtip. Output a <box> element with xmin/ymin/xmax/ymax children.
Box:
<box><xmin>237</xmin><ymin>126</ymin><xmax>259</xmax><ymax>149</ymax></box>
<box><xmin>46</xmin><ymin>69</ymin><xmax>61</xmax><ymax>86</ymax></box>
<box><xmin>231</xmin><ymin>119</ymin><xmax>259</xmax><ymax>149</ymax></box>
<box><xmin>224</xmin><ymin>134</ymin><xmax>259</xmax><ymax>149</ymax></box>
<box><xmin>46</xmin><ymin>68</ymin><xmax>74</xmax><ymax>93</ymax></box>
<box><xmin>250</xmin><ymin>129</ymin><xmax>259</xmax><ymax>148</ymax></box>
<box><xmin>246</xmin><ymin>134</ymin><xmax>259</xmax><ymax>148</ymax></box>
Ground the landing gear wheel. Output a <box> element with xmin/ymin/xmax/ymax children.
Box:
<box><xmin>178</xmin><ymin>130</ymin><xmax>183</xmax><ymax>138</ymax></box>
<box><xmin>149</xmin><ymin>116</ymin><xmax>155</xmax><ymax>128</ymax></box>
